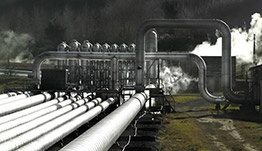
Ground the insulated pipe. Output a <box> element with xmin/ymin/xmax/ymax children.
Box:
<box><xmin>60</xmin><ymin>93</ymin><xmax>147</xmax><ymax>151</ymax></box>
<box><xmin>57</xmin><ymin>42</ymin><xmax>69</xmax><ymax>69</ymax></box>
<box><xmin>17</xmin><ymin>98</ymin><xmax>115</xmax><ymax>151</ymax></box>
<box><xmin>0</xmin><ymin>96</ymin><xmax>69</xmax><ymax>125</ymax></box>
<box><xmin>33</xmin><ymin>52</ymin><xmax>224</xmax><ymax>104</ymax></box>
<box><xmin>0</xmin><ymin>96</ymin><xmax>76</xmax><ymax>133</ymax></box>
<box><xmin>0</xmin><ymin>97</ymin><xmax>103</xmax><ymax>151</ymax></box>
<box><xmin>145</xmin><ymin>53</ymin><xmax>226</xmax><ymax>103</ymax></box>
<box><xmin>145</xmin><ymin>29</ymin><xmax>158</xmax><ymax>85</ymax></box>
<box><xmin>0</xmin><ymin>93</ymin><xmax>53</xmax><ymax>116</ymax></box>
<box><xmin>0</xmin><ymin>93</ymin><xmax>30</xmax><ymax>106</ymax></box>
<box><xmin>135</xmin><ymin>19</ymin><xmax>245</xmax><ymax>104</ymax></box>
<box><xmin>0</xmin><ymin>92</ymin><xmax>17</xmax><ymax>100</ymax></box>
<box><xmin>0</xmin><ymin>97</ymin><xmax>99</xmax><ymax>144</ymax></box>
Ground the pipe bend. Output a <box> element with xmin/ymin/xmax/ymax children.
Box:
<box><xmin>188</xmin><ymin>53</ymin><xmax>227</xmax><ymax>104</ymax></box>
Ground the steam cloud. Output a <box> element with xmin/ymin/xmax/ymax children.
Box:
<box><xmin>160</xmin><ymin>66</ymin><xmax>198</xmax><ymax>94</ymax></box>
<box><xmin>192</xmin><ymin>13</ymin><xmax>262</xmax><ymax>64</ymax></box>
<box><xmin>0</xmin><ymin>30</ymin><xmax>34</xmax><ymax>62</ymax></box>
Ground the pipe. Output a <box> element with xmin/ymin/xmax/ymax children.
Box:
<box><xmin>146</xmin><ymin>53</ymin><xmax>226</xmax><ymax>103</ymax></box>
<box><xmin>145</xmin><ymin>29</ymin><xmax>158</xmax><ymax>85</ymax></box>
<box><xmin>60</xmin><ymin>92</ymin><xmax>147</xmax><ymax>151</ymax></box>
<box><xmin>0</xmin><ymin>96</ymin><xmax>75</xmax><ymax>133</ymax></box>
<box><xmin>0</xmin><ymin>92</ymin><xmax>17</xmax><ymax>100</ymax></box>
<box><xmin>0</xmin><ymin>93</ymin><xmax>53</xmax><ymax>116</ymax></box>
<box><xmin>0</xmin><ymin>93</ymin><xmax>30</xmax><ymax>106</ymax></box>
<box><xmin>17</xmin><ymin>98</ymin><xmax>115</xmax><ymax>151</ymax></box>
<box><xmin>0</xmin><ymin>97</ymin><xmax>104</xmax><ymax>151</ymax></box>
<box><xmin>33</xmin><ymin>52</ymin><xmax>224</xmax><ymax>104</ymax></box>
<box><xmin>135</xmin><ymin>19</ymin><xmax>245</xmax><ymax>104</ymax></box>
<box><xmin>0</xmin><ymin>96</ymin><xmax>69</xmax><ymax>125</ymax></box>
<box><xmin>0</xmin><ymin>97</ymin><xmax>98</xmax><ymax>143</ymax></box>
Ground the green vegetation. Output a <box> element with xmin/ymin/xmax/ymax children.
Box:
<box><xmin>0</xmin><ymin>76</ymin><xmax>31</xmax><ymax>92</ymax></box>
<box><xmin>166</xmin><ymin>95</ymin><xmax>201</xmax><ymax>104</ymax></box>
<box><xmin>158</xmin><ymin>112</ymin><xmax>209</xmax><ymax>151</ymax></box>
<box><xmin>158</xmin><ymin>94</ymin><xmax>262</xmax><ymax>151</ymax></box>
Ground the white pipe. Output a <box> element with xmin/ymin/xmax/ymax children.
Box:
<box><xmin>0</xmin><ymin>92</ymin><xmax>17</xmax><ymax>100</ymax></box>
<box><xmin>0</xmin><ymin>93</ymin><xmax>52</xmax><ymax>116</ymax></box>
<box><xmin>60</xmin><ymin>93</ymin><xmax>147</xmax><ymax>151</ymax></box>
<box><xmin>0</xmin><ymin>97</ymin><xmax>103</xmax><ymax>151</ymax></box>
<box><xmin>16</xmin><ymin>98</ymin><xmax>115</xmax><ymax>151</ymax></box>
<box><xmin>0</xmin><ymin>96</ymin><xmax>68</xmax><ymax>125</ymax></box>
<box><xmin>0</xmin><ymin>97</ymin><xmax>98</xmax><ymax>143</ymax></box>
<box><xmin>0</xmin><ymin>96</ymin><xmax>76</xmax><ymax>133</ymax></box>
<box><xmin>0</xmin><ymin>93</ymin><xmax>30</xmax><ymax>106</ymax></box>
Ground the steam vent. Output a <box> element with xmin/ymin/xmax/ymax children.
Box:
<box><xmin>1</xmin><ymin>18</ymin><xmax>262</xmax><ymax>151</ymax></box>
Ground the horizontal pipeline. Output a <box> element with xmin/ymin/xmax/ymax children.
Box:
<box><xmin>60</xmin><ymin>92</ymin><xmax>147</xmax><ymax>151</ymax></box>
<box><xmin>17</xmin><ymin>98</ymin><xmax>115</xmax><ymax>151</ymax></box>
<box><xmin>0</xmin><ymin>97</ymin><xmax>104</xmax><ymax>151</ymax></box>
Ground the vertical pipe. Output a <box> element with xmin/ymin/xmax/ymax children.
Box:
<box><xmin>145</xmin><ymin>29</ymin><xmax>158</xmax><ymax>85</ymax></box>
<box><xmin>136</xmin><ymin>19</ymin><xmax>246</xmax><ymax>104</ymax></box>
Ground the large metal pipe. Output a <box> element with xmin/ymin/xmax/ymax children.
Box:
<box><xmin>33</xmin><ymin>52</ymin><xmax>225</xmax><ymax>104</ymax></box>
<box><xmin>0</xmin><ymin>93</ymin><xmax>53</xmax><ymax>116</ymax></box>
<box><xmin>0</xmin><ymin>95</ymin><xmax>69</xmax><ymax>125</ymax></box>
<box><xmin>0</xmin><ymin>96</ymin><xmax>99</xmax><ymax>144</ymax></box>
<box><xmin>0</xmin><ymin>92</ymin><xmax>17</xmax><ymax>100</ymax></box>
<box><xmin>146</xmin><ymin>53</ymin><xmax>226</xmax><ymax>103</ymax></box>
<box><xmin>145</xmin><ymin>29</ymin><xmax>158</xmax><ymax>85</ymax></box>
<box><xmin>0</xmin><ymin>93</ymin><xmax>30</xmax><ymax>106</ymax></box>
<box><xmin>135</xmin><ymin>19</ymin><xmax>245</xmax><ymax>104</ymax></box>
<box><xmin>0</xmin><ymin>97</ymin><xmax>104</xmax><ymax>151</ymax></box>
<box><xmin>60</xmin><ymin>92</ymin><xmax>147</xmax><ymax>151</ymax></box>
<box><xmin>0</xmin><ymin>96</ymin><xmax>74</xmax><ymax>133</ymax></box>
<box><xmin>17</xmin><ymin>98</ymin><xmax>115</xmax><ymax>151</ymax></box>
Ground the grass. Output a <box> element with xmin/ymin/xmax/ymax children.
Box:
<box><xmin>158</xmin><ymin>94</ymin><xmax>209</xmax><ymax>151</ymax></box>
<box><xmin>158</xmin><ymin>112</ymin><xmax>209</xmax><ymax>151</ymax></box>
<box><xmin>157</xmin><ymin>94</ymin><xmax>262</xmax><ymax>151</ymax></box>
<box><xmin>166</xmin><ymin>95</ymin><xmax>201</xmax><ymax>104</ymax></box>
<box><xmin>0</xmin><ymin>75</ymin><xmax>32</xmax><ymax>91</ymax></box>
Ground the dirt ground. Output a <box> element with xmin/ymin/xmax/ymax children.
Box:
<box><xmin>158</xmin><ymin>95</ymin><xmax>262</xmax><ymax>151</ymax></box>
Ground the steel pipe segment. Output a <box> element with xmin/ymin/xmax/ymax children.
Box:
<box><xmin>33</xmin><ymin>51</ymin><xmax>226</xmax><ymax>104</ymax></box>
<box><xmin>0</xmin><ymin>92</ymin><xmax>17</xmax><ymax>100</ymax></box>
<box><xmin>0</xmin><ymin>92</ymin><xmax>53</xmax><ymax>116</ymax></box>
<box><xmin>0</xmin><ymin>95</ymin><xmax>69</xmax><ymax>125</ymax></box>
<box><xmin>17</xmin><ymin>98</ymin><xmax>115</xmax><ymax>151</ymax></box>
<box><xmin>0</xmin><ymin>97</ymin><xmax>103</xmax><ymax>151</ymax></box>
<box><xmin>0</xmin><ymin>96</ymin><xmax>91</xmax><ymax>143</ymax></box>
<box><xmin>0</xmin><ymin>96</ymin><xmax>75</xmax><ymax>133</ymax></box>
<box><xmin>0</xmin><ymin>93</ymin><xmax>31</xmax><ymax>106</ymax></box>
<box><xmin>60</xmin><ymin>92</ymin><xmax>147</xmax><ymax>151</ymax></box>
<box><xmin>145</xmin><ymin>52</ymin><xmax>226</xmax><ymax>104</ymax></box>
<box><xmin>136</xmin><ymin>19</ymin><xmax>245</xmax><ymax>104</ymax></box>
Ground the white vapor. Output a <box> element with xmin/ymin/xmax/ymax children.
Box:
<box><xmin>160</xmin><ymin>66</ymin><xmax>198</xmax><ymax>94</ymax></box>
<box><xmin>0</xmin><ymin>30</ymin><xmax>34</xmax><ymax>62</ymax></box>
<box><xmin>192</xmin><ymin>13</ymin><xmax>262</xmax><ymax>64</ymax></box>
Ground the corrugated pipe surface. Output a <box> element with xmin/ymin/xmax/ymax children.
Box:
<box><xmin>17</xmin><ymin>98</ymin><xmax>115</xmax><ymax>151</ymax></box>
<box><xmin>0</xmin><ymin>95</ymin><xmax>69</xmax><ymax>125</ymax></box>
<box><xmin>60</xmin><ymin>92</ymin><xmax>147</xmax><ymax>151</ymax></box>
<box><xmin>0</xmin><ymin>97</ymin><xmax>102</xmax><ymax>151</ymax></box>
<box><xmin>0</xmin><ymin>93</ymin><xmax>53</xmax><ymax>116</ymax></box>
